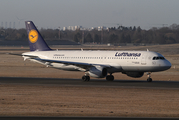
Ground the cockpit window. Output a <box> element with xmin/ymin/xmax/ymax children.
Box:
<box><xmin>153</xmin><ymin>56</ymin><xmax>165</xmax><ymax>60</ymax></box>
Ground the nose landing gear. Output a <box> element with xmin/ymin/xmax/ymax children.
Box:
<box><xmin>146</xmin><ymin>72</ymin><xmax>152</xmax><ymax>82</ymax></box>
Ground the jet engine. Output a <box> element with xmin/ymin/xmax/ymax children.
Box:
<box><xmin>123</xmin><ymin>72</ymin><xmax>144</xmax><ymax>78</ymax></box>
<box><xmin>88</xmin><ymin>66</ymin><xmax>107</xmax><ymax>78</ymax></box>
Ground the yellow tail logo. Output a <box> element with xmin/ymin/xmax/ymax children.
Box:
<box><xmin>29</xmin><ymin>30</ymin><xmax>38</xmax><ymax>43</ymax></box>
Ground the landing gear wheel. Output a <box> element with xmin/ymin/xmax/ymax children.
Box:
<box><xmin>106</xmin><ymin>75</ymin><xmax>114</xmax><ymax>81</ymax></box>
<box><xmin>147</xmin><ymin>78</ymin><xmax>152</xmax><ymax>82</ymax></box>
<box><xmin>82</xmin><ymin>75</ymin><xmax>90</xmax><ymax>82</ymax></box>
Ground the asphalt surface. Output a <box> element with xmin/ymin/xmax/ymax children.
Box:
<box><xmin>0</xmin><ymin>77</ymin><xmax>179</xmax><ymax>89</ymax></box>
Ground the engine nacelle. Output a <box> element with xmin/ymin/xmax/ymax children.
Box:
<box><xmin>89</xmin><ymin>66</ymin><xmax>107</xmax><ymax>78</ymax></box>
<box><xmin>124</xmin><ymin>72</ymin><xmax>144</xmax><ymax>78</ymax></box>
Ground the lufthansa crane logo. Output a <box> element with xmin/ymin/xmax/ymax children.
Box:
<box><xmin>29</xmin><ymin>30</ymin><xmax>38</xmax><ymax>43</ymax></box>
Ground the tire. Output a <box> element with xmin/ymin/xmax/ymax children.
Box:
<box><xmin>86</xmin><ymin>76</ymin><xmax>90</xmax><ymax>81</ymax></box>
<box><xmin>82</xmin><ymin>75</ymin><xmax>86</xmax><ymax>81</ymax></box>
<box><xmin>106</xmin><ymin>75</ymin><xmax>114</xmax><ymax>81</ymax></box>
<box><xmin>82</xmin><ymin>75</ymin><xmax>90</xmax><ymax>82</ymax></box>
<box><xmin>147</xmin><ymin>78</ymin><xmax>152</xmax><ymax>82</ymax></box>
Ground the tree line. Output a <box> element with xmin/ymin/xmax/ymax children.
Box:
<box><xmin>1</xmin><ymin>24</ymin><xmax>179</xmax><ymax>45</ymax></box>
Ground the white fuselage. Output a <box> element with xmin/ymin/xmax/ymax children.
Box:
<box><xmin>22</xmin><ymin>50</ymin><xmax>171</xmax><ymax>74</ymax></box>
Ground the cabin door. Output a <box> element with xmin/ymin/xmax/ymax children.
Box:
<box><xmin>141</xmin><ymin>53</ymin><xmax>147</xmax><ymax>65</ymax></box>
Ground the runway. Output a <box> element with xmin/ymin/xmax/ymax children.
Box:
<box><xmin>0</xmin><ymin>77</ymin><xmax>179</xmax><ymax>89</ymax></box>
<box><xmin>1</xmin><ymin>77</ymin><xmax>179</xmax><ymax>118</ymax></box>
<box><xmin>0</xmin><ymin>117</ymin><xmax>178</xmax><ymax>120</ymax></box>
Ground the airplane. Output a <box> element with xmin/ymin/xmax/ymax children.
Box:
<box><xmin>19</xmin><ymin>21</ymin><xmax>171</xmax><ymax>82</ymax></box>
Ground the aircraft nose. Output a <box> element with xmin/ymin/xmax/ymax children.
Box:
<box><xmin>164</xmin><ymin>60</ymin><xmax>171</xmax><ymax>70</ymax></box>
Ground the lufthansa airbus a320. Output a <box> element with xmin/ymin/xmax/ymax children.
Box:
<box><xmin>16</xmin><ymin>21</ymin><xmax>171</xmax><ymax>82</ymax></box>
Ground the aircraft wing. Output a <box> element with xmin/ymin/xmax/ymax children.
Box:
<box><xmin>8</xmin><ymin>53</ymin><xmax>114</xmax><ymax>70</ymax></box>
<box><xmin>34</xmin><ymin>58</ymin><xmax>111</xmax><ymax>70</ymax></box>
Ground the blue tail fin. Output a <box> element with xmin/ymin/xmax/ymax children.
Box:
<box><xmin>25</xmin><ymin>21</ymin><xmax>51</xmax><ymax>51</ymax></box>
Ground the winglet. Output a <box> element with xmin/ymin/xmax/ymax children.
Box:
<box><xmin>25</xmin><ymin>21</ymin><xmax>51</xmax><ymax>51</ymax></box>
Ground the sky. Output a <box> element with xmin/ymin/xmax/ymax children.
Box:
<box><xmin>0</xmin><ymin>0</ymin><xmax>179</xmax><ymax>30</ymax></box>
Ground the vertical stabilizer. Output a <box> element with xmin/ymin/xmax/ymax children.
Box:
<box><xmin>25</xmin><ymin>21</ymin><xmax>51</xmax><ymax>51</ymax></box>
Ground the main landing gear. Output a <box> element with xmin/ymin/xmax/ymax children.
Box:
<box><xmin>106</xmin><ymin>74</ymin><xmax>114</xmax><ymax>81</ymax></box>
<box><xmin>82</xmin><ymin>72</ymin><xmax>90</xmax><ymax>81</ymax></box>
<box><xmin>82</xmin><ymin>75</ymin><xmax>90</xmax><ymax>81</ymax></box>
<box><xmin>82</xmin><ymin>73</ymin><xmax>115</xmax><ymax>82</ymax></box>
<box><xmin>146</xmin><ymin>72</ymin><xmax>152</xmax><ymax>82</ymax></box>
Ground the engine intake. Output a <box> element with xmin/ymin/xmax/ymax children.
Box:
<box><xmin>89</xmin><ymin>66</ymin><xmax>107</xmax><ymax>78</ymax></box>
